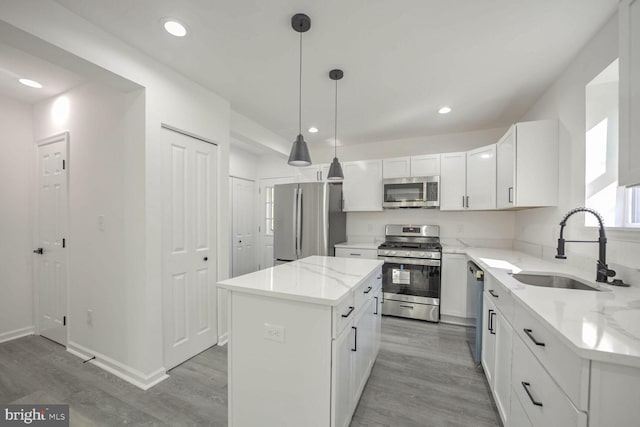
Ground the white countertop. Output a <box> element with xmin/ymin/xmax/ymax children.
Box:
<box><xmin>334</xmin><ymin>241</ymin><xmax>381</xmax><ymax>250</ymax></box>
<box><xmin>217</xmin><ymin>256</ymin><xmax>383</xmax><ymax>306</ymax></box>
<box><xmin>464</xmin><ymin>248</ymin><xmax>640</xmax><ymax>368</ymax></box>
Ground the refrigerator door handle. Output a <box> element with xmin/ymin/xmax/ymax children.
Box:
<box><xmin>291</xmin><ymin>186</ymin><xmax>298</xmax><ymax>259</ymax></box>
<box><xmin>323</xmin><ymin>183</ymin><xmax>329</xmax><ymax>255</ymax></box>
<box><xmin>296</xmin><ymin>187</ymin><xmax>302</xmax><ymax>259</ymax></box>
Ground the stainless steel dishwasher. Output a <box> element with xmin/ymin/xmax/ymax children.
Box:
<box><xmin>467</xmin><ymin>261</ymin><xmax>484</xmax><ymax>366</ymax></box>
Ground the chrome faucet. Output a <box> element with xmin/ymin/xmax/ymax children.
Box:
<box><xmin>555</xmin><ymin>207</ymin><xmax>628</xmax><ymax>286</ymax></box>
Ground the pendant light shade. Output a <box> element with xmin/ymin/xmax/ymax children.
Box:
<box><xmin>288</xmin><ymin>14</ymin><xmax>312</xmax><ymax>167</ymax></box>
<box><xmin>327</xmin><ymin>69</ymin><xmax>344</xmax><ymax>181</ymax></box>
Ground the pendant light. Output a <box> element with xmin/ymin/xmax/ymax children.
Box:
<box><xmin>288</xmin><ymin>13</ymin><xmax>312</xmax><ymax>166</ymax></box>
<box><xmin>327</xmin><ymin>69</ymin><xmax>344</xmax><ymax>180</ymax></box>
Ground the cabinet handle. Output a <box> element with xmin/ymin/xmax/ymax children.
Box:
<box><xmin>508</xmin><ymin>187</ymin><xmax>513</xmax><ymax>204</ymax></box>
<box><xmin>364</xmin><ymin>286</ymin><xmax>372</xmax><ymax>294</ymax></box>
<box><xmin>374</xmin><ymin>297</ymin><xmax>379</xmax><ymax>315</ymax></box>
<box><xmin>350</xmin><ymin>253</ymin><xmax>361</xmax><ymax>256</ymax></box>
<box><xmin>341</xmin><ymin>306</ymin><xmax>355</xmax><ymax>318</ymax></box>
<box><xmin>488</xmin><ymin>289</ymin><xmax>499</xmax><ymax>298</ymax></box>
<box><xmin>488</xmin><ymin>309</ymin><xmax>495</xmax><ymax>334</ymax></box>
<box><xmin>466</xmin><ymin>196</ymin><xmax>470</xmax><ymax>208</ymax></box>
<box><xmin>352</xmin><ymin>326</ymin><xmax>357</xmax><ymax>352</ymax></box>
<box><xmin>399</xmin><ymin>304</ymin><xmax>414</xmax><ymax>309</ymax></box>
<box><xmin>462</xmin><ymin>196</ymin><xmax>465</xmax><ymax>208</ymax></box>
<box><xmin>523</xmin><ymin>328</ymin><xmax>546</xmax><ymax>347</ymax></box>
<box><xmin>522</xmin><ymin>382</ymin><xmax>543</xmax><ymax>407</ymax></box>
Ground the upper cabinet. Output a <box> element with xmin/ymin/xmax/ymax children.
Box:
<box><xmin>297</xmin><ymin>164</ymin><xmax>331</xmax><ymax>182</ymax></box>
<box><xmin>382</xmin><ymin>154</ymin><xmax>441</xmax><ymax>178</ymax></box>
<box><xmin>440</xmin><ymin>146</ymin><xmax>496</xmax><ymax>211</ymax></box>
<box><xmin>496</xmin><ymin>120</ymin><xmax>559</xmax><ymax>209</ymax></box>
<box><xmin>411</xmin><ymin>154</ymin><xmax>441</xmax><ymax>176</ymax></box>
<box><xmin>619</xmin><ymin>0</ymin><xmax>640</xmax><ymax>187</ymax></box>
<box><xmin>466</xmin><ymin>144</ymin><xmax>497</xmax><ymax>210</ymax></box>
<box><xmin>343</xmin><ymin>160</ymin><xmax>383</xmax><ymax>211</ymax></box>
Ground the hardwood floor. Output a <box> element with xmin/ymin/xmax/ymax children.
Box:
<box><xmin>0</xmin><ymin>318</ymin><xmax>500</xmax><ymax>426</ymax></box>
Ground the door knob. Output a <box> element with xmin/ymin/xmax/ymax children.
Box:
<box><xmin>203</xmin><ymin>257</ymin><xmax>208</xmax><ymax>261</ymax></box>
<box><xmin>239</xmin><ymin>240</ymin><xmax>242</xmax><ymax>243</ymax></box>
<box><xmin>33</xmin><ymin>248</ymin><xmax>43</xmax><ymax>255</ymax></box>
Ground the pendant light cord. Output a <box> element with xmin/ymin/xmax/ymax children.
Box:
<box><xmin>334</xmin><ymin>79</ymin><xmax>338</xmax><ymax>157</ymax></box>
<box><xmin>299</xmin><ymin>32</ymin><xmax>303</xmax><ymax>135</ymax></box>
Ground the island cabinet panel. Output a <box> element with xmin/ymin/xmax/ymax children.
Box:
<box><xmin>589</xmin><ymin>361</ymin><xmax>640</xmax><ymax>427</ymax></box>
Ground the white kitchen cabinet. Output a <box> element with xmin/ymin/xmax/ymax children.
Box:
<box><xmin>298</xmin><ymin>163</ymin><xmax>331</xmax><ymax>182</ymax></box>
<box><xmin>382</xmin><ymin>157</ymin><xmax>411</xmax><ymax>178</ymax></box>
<box><xmin>353</xmin><ymin>297</ymin><xmax>375</xmax><ymax>399</ymax></box>
<box><xmin>619</xmin><ymin>0</ymin><xmax>640</xmax><ymax>187</ymax></box>
<box><xmin>332</xmin><ymin>324</ymin><xmax>354</xmax><ymax>427</ymax></box>
<box><xmin>372</xmin><ymin>287</ymin><xmax>382</xmax><ymax>357</ymax></box>
<box><xmin>496</xmin><ymin>120</ymin><xmax>559</xmax><ymax>209</ymax></box>
<box><xmin>335</xmin><ymin>247</ymin><xmax>378</xmax><ymax>259</ymax></box>
<box><xmin>440</xmin><ymin>253</ymin><xmax>469</xmax><ymax>324</ymax></box>
<box><xmin>343</xmin><ymin>160</ymin><xmax>383</xmax><ymax>211</ymax></box>
<box><xmin>466</xmin><ymin>144</ymin><xmax>496</xmax><ymax>210</ymax></box>
<box><xmin>440</xmin><ymin>152</ymin><xmax>467</xmax><ymax>210</ymax></box>
<box><xmin>482</xmin><ymin>293</ymin><xmax>497</xmax><ymax>385</ymax></box>
<box><xmin>411</xmin><ymin>154</ymin><xmax>441</xmax><ymax>176</ymax></box>
<box><xmin>494</xmin><ymin>308</ymin><xmax>513</xmax><ymax>425</ymax></box>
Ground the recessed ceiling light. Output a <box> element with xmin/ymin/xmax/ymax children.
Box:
<box><xmin>18</xmin><ymin>78</ymin><xmax>43</xmax><ymax>89</ymax></box>
<box><xmin>308</xmin><ymin>127</ymin><xmax>318</xmax><ymax>133</ymax></box>
<box><xmin>438</xmin><ymin>106</ymin><xmax>452</xmax><ymax>114</ymax></box>
<box><xmin>163</xmin><ymin>20</ymin><xmax>188</xmax><ymax>37</ymax></box>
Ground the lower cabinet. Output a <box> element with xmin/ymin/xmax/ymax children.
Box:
<box><xmin>440</xmin><ymin>253</ymin><xmax>469</xmax><ymax>324</ymax></box>
<box><xmin>331</xmin><ymin>271</ymin><xmax>382</xmax><ymax>427</ymax></box>
<box><xmin>335</xmin><ymin>247</ymin><xmax>379</xmax><ymax>259</ymax></box>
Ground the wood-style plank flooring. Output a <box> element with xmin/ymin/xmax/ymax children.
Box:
<box><xmin>0</xmin><ymin>317</ymin><xmax>500</xmax><ymax>426</ymax></box>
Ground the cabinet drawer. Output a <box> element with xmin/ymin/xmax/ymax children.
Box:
<box><xmin>512</xmin><ymin>335</ymin><xmax>587</xmax><ymax>427</ymax></box>
<box><xmin>354</xmin><ymin>274</ymin><xmax>376</xmax><ymax>312</ymax></box>
<box><xmin>335</xmin><ymin>247</ymin><xmax>378</xmax><ymax>259</ymax></box>
<box><xmin>484</xmin><ymin>273</ymin><xmax>514</xmax><ymax>322</ymax></box>
<box><xmin>333</xmin><ymin>293</ymin><xmax>355</xmax><ymax>338</ymax></box>
<box><xmin>514</xmin><ymin>303</ymin><xmax>589</xmax><ymax>410</ymax></box>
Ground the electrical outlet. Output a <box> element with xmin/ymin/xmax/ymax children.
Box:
<box><xmin>87</xmin><ymin>309</ymin><xmax>93</xmax><ymax>327</ymax></box>
<box><xmin>263</xmin><ymin>323</ymin><xmax>285</xmax><ymax>343</ymax></box>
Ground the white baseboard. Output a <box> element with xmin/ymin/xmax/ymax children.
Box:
<box><xmin>218</xmin><ymin>332</ymin><xmax>228</xmax><ymax>346</ymax></box>
<box><xmin>67</xmin><ymin>341</ymin><xmax>169</xmax><ymax>390</ymax></box>
<box><xmin>0</xmin><ymin>326</ymin><xmax>35</xmax><ymax>344</ymax></box>
<box><xmin>441</xmin><ymin>314</ymin><xmax>474</xmax><ymax>327</ymax></box>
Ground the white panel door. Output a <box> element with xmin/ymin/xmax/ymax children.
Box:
<box><xmin>162</xmin><ymin>129</ymin><xmax>218</xmax><ymax>369</ymax></box>
<box><xmin>440</xmin><ymin>152</ymin><xmax>467</xmax><ymax>210</ymax></box>
<box><xmin>231</xmin><ymin>177</ymin><xmax>256</xmax><ymax>277</ymax></box>
<box><xmin>382</xmin><ymin>157</ymin><xmax>411</xmax><ymax>178</ymax></box>
<box><xmin>466</xmin><ymin>144</ymin><xmax>497</xmax><ymax>210</ymax></box>
<box><xmin>343</xmin><ymin>160</ymin><xmax>383</xmax><ymax>211</ymax></box>
<box><xmin>331</xmin><ymin>324</ymin><xmax>354</xmax><ymax>427</ymax></box>
<box><xmin>258</xmin><ymin>177</ymin><xmax>293</xmax><ymax>270</ymax></box>
<box><xmin>36</xmin><ymin>133</ymin><xmax>69</xmax><ymax>346</ymax></box>
<box><xmin>410</xmin><ymin>154</ymin><xmax>441</xmax><ymax>176</ymax></box>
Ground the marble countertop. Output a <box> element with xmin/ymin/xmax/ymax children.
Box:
<box><xmin>217</xmin><ymin>256</ymin><xmax>383</xmax><ymax>306</ymax></box>
<box><xmin>464</xmin><ymin>248</ymin><xmax>640</xmax><ymax>368</ymax></box>
<box><xmin>334</xmin><ymin>241</ymin><xmax>381</xmax><ymax>250</ymax></box>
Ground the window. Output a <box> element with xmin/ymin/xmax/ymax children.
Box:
<box><xmin>585</xmin><ymin>59</ymin><xmax>639</xmax><ymax>228</ymax></box>
<box><xmin>264</xmin><ymin>186</ymin><xmax>275</xmax><ymax>235</ymax></box>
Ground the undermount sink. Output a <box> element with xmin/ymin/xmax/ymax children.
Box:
<box><xmin>510</xmin><ymin>273</ymin><xmax>601</xmax><ymax>291</ymax></box>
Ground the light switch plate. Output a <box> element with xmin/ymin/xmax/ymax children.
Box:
<box><xmin>263</xmin><ymin>323</ymin><xmax>285</xmax><ymax>343</ymax></box>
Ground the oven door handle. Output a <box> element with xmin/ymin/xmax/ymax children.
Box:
<box><xmin>378</xmin><ymin>257</ymin><xmax>441</xmax><ymax>267</ymax></box>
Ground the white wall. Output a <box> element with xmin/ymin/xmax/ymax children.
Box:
<box><xmin>0</xmin><ymin>94</ymin><xmax>34</xmax><ymax>342</ymax></box>
<box><xmin>230</xmin><ymin>145</ymin><xmax>259</xmax><ymax>181</ymax></box>
<box><xmin>515</xmin><ymin>14</ymin><xmax>640</xmax><ymax>275</ymax></box>
<box><xmin>1</xmin><ymin>0</ymin><xmax>232</xmax><ymax>387</ymax></box>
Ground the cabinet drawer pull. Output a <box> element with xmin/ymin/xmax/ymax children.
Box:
<box><xmin>374</xmin><ymin>297</ymin><xmax>379</xmax><ymax>315</ymax></box>
<box><xmin>352</xmin><ymin>326</ymin><xmax>357</xmax><ymax>352</ymax></box>
<box><xmin>399</xmin><ymin>304</ymin><xmax>414</xmax><ymax>309</ymax></box>
<box><xmin>488</xmin><ymin>309</ymin><xmax>494</xmax><ymax>332</ymax></box>
<box><xmin>364</xmin><ymin>286</ymin><xmax>372</xmax><ymax>294</ymax></box>
<box><xmin>522</xmin><ymin>382</ymin><xmax>543</xmax><ymax>407</ymax></box>
<box><xmin>488</xmin><ymin>289</ymin><xmax>499</xmax><ymax>298</ymax></box>
<box><xmin>489</xmin><ymin>311</ymin><xmax>496</xmax><ymax>335</ymax></box>
<box><xmin>508</xmin><ymin>186</ymin><xmax>514</xmax><ymax>204</ymax></box>
<box><xmin>350</xmin><ymin>253</ymin><xmax>361</xmax><ymax>256</ymax></box>
<box><xmin>341</xmin><ymin>306</ymin><xmax>355</xmax><ymax>318</ymax></box>
<box><xmin>523</xmin><ymin>328</ymin><xmax>546</xmax><ymax>347</ymax></box>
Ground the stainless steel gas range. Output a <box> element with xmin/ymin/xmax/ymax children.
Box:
<box><xmin>378</xmin><ymin>224</ymin><xmax>441</xmax><ymax>322</ymax></box>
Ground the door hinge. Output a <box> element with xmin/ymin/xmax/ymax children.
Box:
<box><xmin>62</xmin><ymin>238</ymin><xmax>66</xmax><ymax>248</ymax></box>
<box><xmin>63</xmin><ymin>159</ymin><xmax>66</xmax><ymax>170</ymax></box>
<box><xmin>63</xmin><ymin>316</ymin><xmax>66</xmax><ymax>326</ymax></box>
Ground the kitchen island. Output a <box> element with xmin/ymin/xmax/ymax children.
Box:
<box><xmin>217</xmin><ymin>256</ymin><xmax>383</xmax><ymax>427</ymax></box>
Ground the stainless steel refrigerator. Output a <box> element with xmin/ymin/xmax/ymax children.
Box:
<box><xmin>274</xmin><ymin>182</ymin><xmax>346</xmax><ymax>264</ymax></box>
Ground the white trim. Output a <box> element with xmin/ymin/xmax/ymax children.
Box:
<box><xmin>0</xmin><ymin>326</ymin><xmax>35</xmax><ymax>344</ymax></box>
<box><xmin>160</xmin><ymin>123</ymin><xmax>218</xmax><ymax>146</ymax></box>
<box><xmin>218</xmin><ymin>332</ymin><xmax>229</xmax><ymax>346</ymax></box>
<box><xmin>67</xmin><ymin>341</ymin><xmax>169</xmax><ymax>390</ymax></box>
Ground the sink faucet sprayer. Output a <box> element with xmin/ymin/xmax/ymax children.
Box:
<box><xmin>555</xmin><ymin>207</ymin><xmax>628</xmax><ymax>286</ymax></box>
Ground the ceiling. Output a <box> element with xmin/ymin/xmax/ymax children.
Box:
<box><xmin>53</xmin><ymin>0</ymin><xmax>618</xmax><ymax>147</ymax></box>
<box><xmin>0</xmin><ymin>41</ymin><xmax>86</xmax><ymax>104</ymax></box>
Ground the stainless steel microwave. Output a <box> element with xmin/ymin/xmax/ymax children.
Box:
<box><xmin>382</xmin><ymin>176</ymin><xmax>440</xmax><ymax>208</ymax></box>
